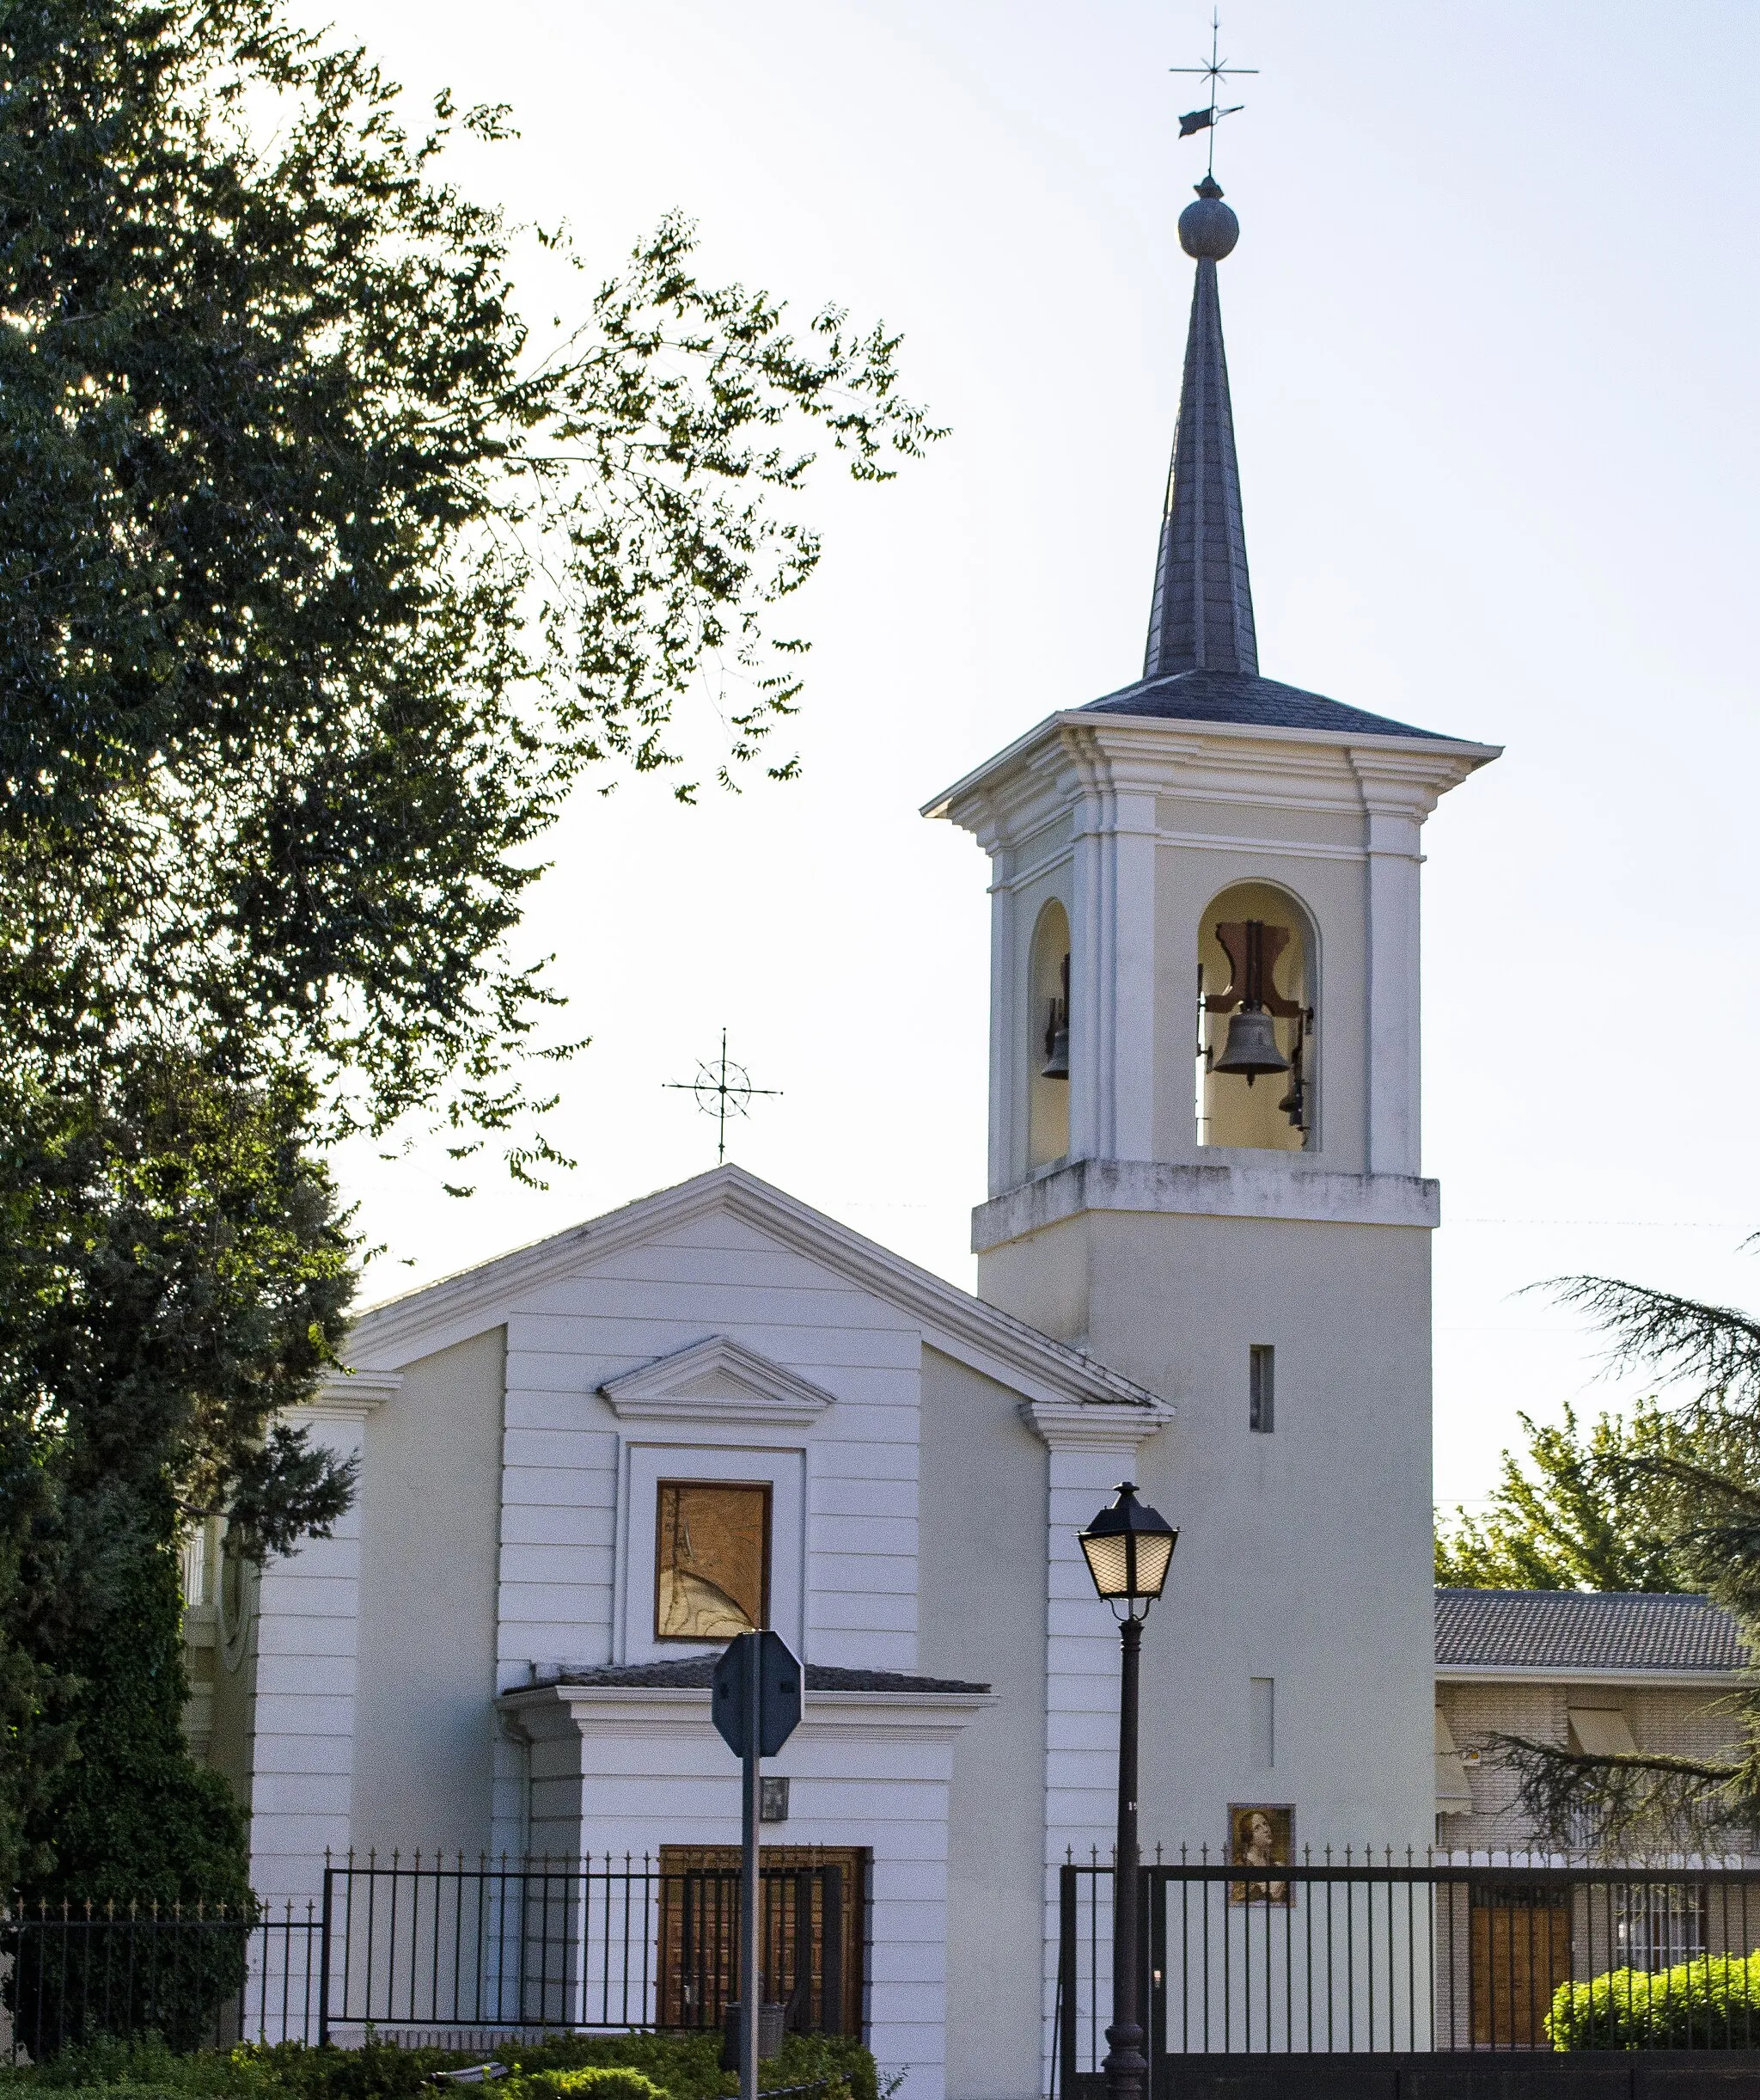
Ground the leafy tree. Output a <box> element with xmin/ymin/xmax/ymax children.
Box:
<box><xmin>0</xmin><ymin>0</ymin><xmax>938</xmax><ymax>1896</ymax></box>
<box><xmin>0</xmin><ymin>0</ymin><xmax>939</xmax><ymax>1176</ymax></box>
<box><xmin>1488</xmin><ymin>1274</ymin><xmax>1760</xmax><ymax>1852</ymax></box>
<box><xmin>0</xmin><ymin>1058</ymin><xmax>354</xmax><ymax>1901</ymax></box>
<box><xmin>1434</xmin><ymin>1400</ymin><xmax>1714</xmax><ymax>1593</ymax></box>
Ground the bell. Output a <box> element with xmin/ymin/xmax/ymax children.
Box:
<box><xmin>1212</xmin><ymin>1005</ymin><xmax>1290</xmax><ymax>1087</ymax></box>
<box><xmin>1042</xmin><ymin>1013</ymin><xmax>1070</xmax><ymax>1081</ymax></box>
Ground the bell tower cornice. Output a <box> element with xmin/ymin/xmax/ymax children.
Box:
<box><xmin>923</xmin><ymin>709</ymin><xmax>1499</xmax><ymax>855</ymax></box>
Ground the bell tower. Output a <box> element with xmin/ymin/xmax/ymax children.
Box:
<box><xmin>925</xmin><ymin>177</ymin><xmax>1498</xmax><ymax>1856</ymax></box>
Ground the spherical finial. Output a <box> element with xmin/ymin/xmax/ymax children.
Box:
<box><xmin>1178</xmin><ymin>174</ymin><xmax>1239</xmax><ymax>261</ymax></box>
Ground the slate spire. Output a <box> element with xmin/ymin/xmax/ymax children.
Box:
<box><xmin>1143</xmin><ymin>176</ymin><xmax>1257</xmax><ymax>680</ymax></box>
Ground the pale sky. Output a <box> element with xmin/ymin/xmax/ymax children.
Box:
<box><xmin>318</xmin><ymin>0</ymin><xmax>1760</xmax><ymax>1514</ymax></box>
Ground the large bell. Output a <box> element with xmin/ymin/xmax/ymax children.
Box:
<box><xmin>1212</xmin><ymin>1005</ymin><xmax>1290</xmax><ymax>1087</ymax></box>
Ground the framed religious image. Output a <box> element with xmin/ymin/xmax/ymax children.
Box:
<box><xmin>1227</xmin><ymin>1803</ymin><xmax>1294</xmax><ymax>1906</ymax></box>
<box><xmin>655</xmin><ymin>1480</ymin><xmax>771</xmax><ymax>1642</ymax></box>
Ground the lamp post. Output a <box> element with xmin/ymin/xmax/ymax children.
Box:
<box><xmin>1078</xmin><ymin>1482</ymin><xmax>1178</xmax><ymax>2100</ymax></box>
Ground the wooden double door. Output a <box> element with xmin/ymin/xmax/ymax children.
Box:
<box><xmin>1470</xmin><ymin>1891</ymin><xmax>1573</xmax><ymax>2046</ymax></box>
<box><xmin>657</xmin><ymin>1846</ymin><xmax>865</xmax><ymax>2039</ymax></box>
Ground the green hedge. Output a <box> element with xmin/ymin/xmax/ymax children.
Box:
<box><xmin>0</xmin><ymin>2031</ymin><xmax>878</xmax><ymax>2100</ymax></box>
<box><xmin>1549</xmin><ymin>1950</ymin><xmax>1760</xmax><ymax>2048</ymax></box>
<box><xmin>503</xmin><ymin>2073</ymin><xmax>668</xmax><ymax>2100</ymax></box>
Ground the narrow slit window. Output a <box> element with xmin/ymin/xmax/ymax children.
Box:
<box><xmin>1249</xmin><ymin>1344</ymin><xmax>1274</xmax><ymax>1434</ymax></box>
<box><xmin>1250</xmin><ymin>1678</ymin><xmax>1275</xmax><ymax>1769</ymax></box>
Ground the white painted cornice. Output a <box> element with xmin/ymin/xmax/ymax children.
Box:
<box><xmin>1021</xmin><ymin>1396</ymin><xmax>1173</xmax><ymax>1453</ymax></box>
<box><xmin>600</xmin><ymin>1334</ymin><xmax>835</xmax><ymax>1427</ymax></box>
<box><xmin>975</xmin><ymin>1158</ymin><xmax>1439</xmax><ymax>1252</ymax></box>
<box><xmin>339</xmin><ymin>1165</ymin><xmax>1164</xmax><ymax>1417</ymax></box>
<box><xmin>925</xmin><ymin>709</ymin><xmax>1500</xmax><ymax>848</ymax></box>
<box><xmin>498</xmin><ymin>1681</ymin><xmax>993</xmax><ymax>1744</ymax></box>
<box><xmin>292</xmin><ymin>1369</ymin><xmax>403</xmax><ymax>1422</ymax></box>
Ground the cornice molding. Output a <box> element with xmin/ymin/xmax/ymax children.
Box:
<box><xmin>292</xmin><ymin>1369</ymin><xmax>404</xmax><ymax>1422</ymax></box>
<box><xmin>600</xmin><ymin>1334</ymin><xmax>835</xmax><ymax>1427</ymax></box>
<box><xmin>926</xmin><ymin>708</ymin><xmax>1500</xmax><ymax>848</ymax></box>
<box><xmin>498</xmin><ymin>1681</ymin><xmax>993</xmax><ymax>1744</ymax></box>
<box><xmin>340</xmin><ymin>1166</ymin><xmax>1162</xmax><ymax>1415</ymax></box>
<box><xmin>1021</xmin><ymin>1397</ymin><xmax>1173</xmax><ymax>1453</ymax></box>
<box><xmin>975</xmin><ymin>1158</ymin><xmax>1440</xmax><ymax>1251</ymax></box>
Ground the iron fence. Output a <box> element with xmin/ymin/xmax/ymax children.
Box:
<box><xmin>320</xmin><ymin>1852</ymin><xmax>857</xmax><ymax>2044</ymax></box>
<box><xmin>3</xmin><ymin>1854</ymin><xmax>860</xmax><ymax>2059</ymax></box>
<box><xmin>1054</xmin><ymin>1849</ymin><xmax>1760</xmax><ymax>2093</ymax></box>
<box><xmin>3</xmin><ymin>1898</ymin><xmax>321</xmax><ymax>2059</ymax></box>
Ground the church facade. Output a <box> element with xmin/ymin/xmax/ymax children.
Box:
<box><xmin>186</xmin><ymin>175</ymin><xmax>1496</xmax><ymax>2100</ymax></box>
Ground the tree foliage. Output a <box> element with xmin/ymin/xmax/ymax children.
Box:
<box><xmin>1483</xmin><ymin>1272</ymin><xmax>1760</xmax><ymax>1853</ymax></box>
<box><xmin>0</xmin><ymin>1059</ymin><xmax>355</xmax><ymax>1892</ymax></box>
<box><xmin>0</xmin><ymin>0</ymin><xmax>940</xmax><ymax>1174</ymax></box>
<box><xmin>1434</xmin><ymin>1401</ymin><xmax>1720</xmax><ymax>1594</ymax></box>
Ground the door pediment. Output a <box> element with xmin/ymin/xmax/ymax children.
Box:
<box><xmin>599</xmin><ymin>1334</ymin><xmax>835</xmax><ymax>1427</ymax></box>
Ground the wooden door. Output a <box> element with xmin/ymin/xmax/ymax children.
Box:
<box><xmin>1470</xmin><ymin>1900</ymin><xmax>1573</xmax><ymax>2045</ymax></box>
<box><xmin>657</xmin><ymin>1846</ymin><xmax>865</xmax><ymax>2038</ymax></box>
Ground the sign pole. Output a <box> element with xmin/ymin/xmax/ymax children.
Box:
<box><xmin>713</xmin><ymin>1627</ymin><xmax>798</xmax><ymax>2100</ymax></box>
<box><xmin>740</xmin><ymin>1629</ymin><xmax>762</xmax><ymax>2100</ymax></box>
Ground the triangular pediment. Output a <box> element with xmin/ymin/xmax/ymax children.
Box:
<box><xmin>599</xmin><ymin>1334</ymin><xmax>835</xmax><ymax>1426</ymax></box>
<box><xmin>341</xmin><ymin>1164</ymin><xmax>1164</xmax><ymax>1418</ymax></box>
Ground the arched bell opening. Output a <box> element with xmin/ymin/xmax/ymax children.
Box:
<box><xmin>1195</xmin><ymin>881</ymin><xmax>1316</xmax><ymax>1153</ymax></box>
<box><xmin>1028</xmin><ymin>899</ymin><xmax>1072</xmax><ymax>1169</ymax></box>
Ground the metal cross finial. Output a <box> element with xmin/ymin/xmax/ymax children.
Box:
<box><xmin>663</xmin><ymin>1029</ymin><xmax>781</xmax><ymax>1166</ymax></box>
<box><xmin>1170</xmin><ymin>8</ymin><xmax>1256</xmax><ymax>177</ymax></box>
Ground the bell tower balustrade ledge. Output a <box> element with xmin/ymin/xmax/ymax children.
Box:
<box><xmin>972</xmin><ymin>1157</ymin><xmax>1439</xmax><ymax>1252</ymax></box>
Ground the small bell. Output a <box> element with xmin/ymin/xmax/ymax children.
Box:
<box><xmin>1042</xmin><ymin>954</ymin><xmax>1071</xmax><ymax>1081</ymax></box>
<box><xmin>1042</xmin><ymin>1003</ymin><xmax>1070</xmax><ymax>1081</ymax></box>
<box><xmin>1212</xmin><ymin>1005</ymin><xmax>1290</xmax><ymax>1087</ymax></box>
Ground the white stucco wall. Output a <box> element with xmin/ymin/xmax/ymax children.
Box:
<box><xmin>352</xmin><ymin>1328</ymin><xmax>506</xmax><ymax>1858</ymax></box>
<box><xmin>917</xmin><ymin>1349</ymin><xmax>1048</xmax><ymax>2100</ymax></box>
<box><xmin>982</xmin><ymin>1205</ymin><xmax>1436</xmax><ymax>1860</ymax></box>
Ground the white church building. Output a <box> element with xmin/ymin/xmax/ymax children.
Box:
<box><xmin>186</xmin><ymin>174</ymin><xmax>1497</xmax><ymax>2099</ymax></box>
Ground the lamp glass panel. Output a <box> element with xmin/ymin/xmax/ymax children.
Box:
<box><xmin>1079</xmin><ymin>1529</ymin><xmax>1133</xmax><ymax>1599</ymax></box>
<box><xmin>1134</xmin><ymin>1530</ymin><xmax>1176</xmax><ymax>1599</ymax></box>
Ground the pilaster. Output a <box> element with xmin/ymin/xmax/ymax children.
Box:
<box><xmin>1022</xmin><ymin>1399</ymin><xmax>1174</xmax><ymax>2091</ymax></box>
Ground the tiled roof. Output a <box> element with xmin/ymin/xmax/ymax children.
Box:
<box><xmin>1436</xmin><ymin>1589</ymin><xmax>1751</xmax><ymax>1674</ymax></box>
<box><xmin>1086</xmin><ymin>668</ymin><xmax>1450</xmax><ymax>743</ymax></box>
<box><xmin>530</xmin><ymin>1660</ymin><xmax>990</xmax><ymax>1696</ymax></box>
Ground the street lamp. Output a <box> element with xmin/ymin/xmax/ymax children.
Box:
<box><xmin>1078</xmin><ymin>1482</ymin><xmax>1178</xmax><ymax>2100</ymax></box>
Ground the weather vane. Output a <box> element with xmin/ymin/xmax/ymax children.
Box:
<box><xmin>1170</xmin><ymin>8</ymin><xmax>1256</xmax><ymax>177</ymax></box>
<box><xmin>663</xmin><ymin>1029</ymin><xmax>781</xmax><ymax>1166</ymax></box>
